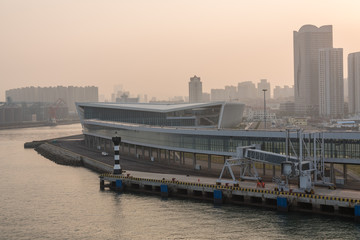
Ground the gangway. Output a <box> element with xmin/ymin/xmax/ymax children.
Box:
<box><xmin>245</xmin><ymin>148</ymin><xmax>298</xmax><ymax>165</ymax></box>
<box><xmin>217</xmin><ymin>145</ymin><xmax>294</xmax><ymax>184</ymax></box>
<box><xmin>217</xmin><ymin>129</ymin><xmax>334</xmax><ymax>193</ymax></box>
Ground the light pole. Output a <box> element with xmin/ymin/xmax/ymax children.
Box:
<box><xmin>262</xmin><ymin>89</ymin><xmax>267</xmax><ymax>129</ymax></box>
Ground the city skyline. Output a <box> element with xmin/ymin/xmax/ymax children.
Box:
<box><xmin>1</xmin><ymin>1</ymin><xmax>360</xmax><ymax>101</ymax></box>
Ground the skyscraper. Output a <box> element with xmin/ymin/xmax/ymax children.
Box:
<box><xmin>189</xmin><ymin>75</ymin><xmax>202</xmax><ymax>103</ymax></box>
<box><xmin>319</xmin><ymin>48</ymin><xmax>344</xmax><ymax>117</ymax></box>
<box><xmin>293</xmin><ymin>25</ymin><xmax>333</xmax><ymax>116</ymax></box>
<box><xmin>348</xmin><ymin>52</ymin><xmax>360</xmax><ymax>115</ymax></box>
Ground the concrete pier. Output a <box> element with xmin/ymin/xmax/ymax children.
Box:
<box><xmin>100</xmin><ymin>171</ymin><xmax>360</xmax><ymax>221</ymax></box>
<box><xmin>26</xmin><ymin>136</ymin><xmax>360</xmax><ymax>221</ymax></box>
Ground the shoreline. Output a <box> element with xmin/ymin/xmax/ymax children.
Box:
<box><xmin>0</xmin><ymin>119</ymin><xmax>80</xmax><ymax>130</ymax></box>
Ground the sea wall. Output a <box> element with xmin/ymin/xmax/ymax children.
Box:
<box><xmin>34</xmin><ymin>143</ymin><xmax>112</xmax><ymax>173</ymax></box>
<box><xmin>101</xmin><ymin>174</ymin><xmax>360</xmax><ymax>220</ymax></box>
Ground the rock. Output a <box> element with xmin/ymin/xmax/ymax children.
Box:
<box><xmin>35</xmin><ymin>143</ymin><xmax>83</xmax><ymax>166</ymax></box>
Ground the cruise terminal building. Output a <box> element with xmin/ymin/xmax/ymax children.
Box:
<box><xmin>76</xmin><ymin>102</ymin><xmax>360</xmax><ymax>181</ymax></box>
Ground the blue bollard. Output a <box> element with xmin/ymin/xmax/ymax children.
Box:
<box><xmin>277</xmin><ymin>197</ymin><xmax>288</xmax><ymax>212</ymax></box>
<box><xmin>355</xmin><ymin>205</ymin><xmax>360</xmax><ymax>222</ymax></box>
<box><xmin>115</xmin><ymin>179</ymin><xmax>123</xmax><ymax>192</ymax></box>
<box><xmin>160</xmin><ymin>184</ymin><xmax>168</xmax><ymax>198</ymax></box>
<box><xmin>213</xmin><ymin>190</ymin><xmax>223</xmax><ymax>204</ymax></box>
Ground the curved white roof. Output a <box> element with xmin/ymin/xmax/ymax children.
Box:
<box><xmin>76</xmin><ymin>101</ymin><xmax>242</xmax><ymax>113</ymax></box>
<box><xmin>76</xmin><ymin>101</ymin><xmax>245</xmax><ymax>129</ymax></box>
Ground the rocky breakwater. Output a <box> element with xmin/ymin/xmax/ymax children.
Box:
<box><xmin>25</xmin><ymin>140</ymin><xmax>112</xmax><ymax>173</ymax></box>
<box><xmin>35</xmin><ymin>143</ymin><xmax>83</xmax><ymax>166</ymax></box>
<box><xmin>24</xmin><ymin>141</ymin><xmax>47</xmax><ymax>149</ymax></box>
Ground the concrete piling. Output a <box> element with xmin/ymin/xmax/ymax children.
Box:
<box><xmin>355</xmin><ymin>205</ymin><xmax>360</xmax><ymax>222</ymax></box>
<box><xmin>115</xmin><ymin>180</ymin><xmax>123</xmax><ymax>192</ymax></box>
<box><xmin>213</xmin><ymin>190</ymin><xmax>223</xmax><ymax>204</ymax></box>
<box><xmin>160</xmin><ymin>184</ymin><xmax>169</xmax><ymax>198</ymax></box>
<box><xmin>277</xmin><ymin>197</ymin><xmax>288</xmax><ymax>212</ymax></box>
<box><xmin>100</xmin><ymin>173</ymin><xmax>360</xmax><ymax>220</ymax></box>
<box><xmin>100</xmin><ymin>179</ymin><xmax>105</xmax><ymax>190</ymax></box>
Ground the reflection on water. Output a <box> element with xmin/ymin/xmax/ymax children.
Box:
<box><xmin>0</xmin><ymin>124</ymin><xmax>359</xmax><ymax>240</ymax></box>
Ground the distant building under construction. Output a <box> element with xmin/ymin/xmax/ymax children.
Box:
<box><xmin>0</xmin><ymin>99</ymin><xmax>68</xmax><ymax>124</ymax></box>
<box><xmin>6</xmin><ymin>86</ymin><xmax>98</xmax><ymax>113</ymax></box>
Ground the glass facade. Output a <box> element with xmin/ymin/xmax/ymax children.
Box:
<box><xmin>83</xmin><ymin>123</ymin><xmax>360</xmax><ymax>161</ymax></box>
<box><xmin>83</xmin><ymin>105</ymin><xmax>221</xmax><ymax>127</ymax></box>
<box><xmin>78</xmin><ymin>103</ymin><xmax>360</xmax><ymax>162</ymax></box>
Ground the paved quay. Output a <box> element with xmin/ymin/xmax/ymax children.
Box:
<box><xmin>44</xmin><ymin>135</ymin><xmax>360</xmax><ymax>199</ymax></box>
<box><xmin>119</xmin><ymin>170</ymin><xmax>360</xmax><ymax>200</ymax></box>
<box><xmin>29</xmin><ymin>135</ymin><xmax>360</xmax><ymax>219</ymax></box>
<box><xmin>54</xmin><ymin>136</ymin><xmax>222</xmax><ymax>178</ymax></box>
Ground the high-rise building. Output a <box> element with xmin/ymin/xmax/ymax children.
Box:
<box><xmin>273</xmin><ymin>85</ymin><xmax>294</xmax><ymax>99</ymax></box>
<box><xmin>224</xmin><ymin>85</ymin><xmax>237</xmax><ymax>101</ymax></box>
<box><xmin>343</xmin><ymin>78</ymin><xmax>348</xmax><ymax>101</ymax></box>
<box><xmin>202</xmin><ymin>92</ymin><xmax>210</xmax><ymax>102</ymax></box>
<box><xmin>257</xmin><ymin>79</ymin><xmax>270</xmax><ymax>99</ymax></box>
<box><xmin>211</xmin><ymin>89</ymin><xmax>226</xmax><ymax>102</ymax></box>
<box><xmin>189</xmin><ymin>75</ymin><xmax>202</xmax><ymax>103</ymax></box>
<box><xmin>294</xmin><ymin>25</ymin><xmax>333</xmax><ymax>115</ymax></box>
<box><xmin>348</xmin><ymin>52</ymin><xmax>360</xmax><ymax>115</ymax></box>
<box><xmin>319</xmin><ymin>48</ymin><xmax>344</xmax><ymax>117</ymax></box>
<box><xmin>237</xmin><ymin>81</ymin><xmax>257</xmax><ymax>100</ymax></box>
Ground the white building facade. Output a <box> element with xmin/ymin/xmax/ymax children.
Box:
<box><xmin>257</xmin><ymin>79</ymin><xmax>270</xmax><ymax>99</ymax></box>
<box><xmin>273</xmin><ymin>85</ymin><xmax>294</xmax><ymax>99</ymax></box>
<box><xmin>237</xmin><ymin>81</ymin><xmax>257</xmax><ymax>100</ymax></box>
<box><xmin>224</xmin><ymin>86</ymin><xmax>237</xmax><ymax>101</ymax></box>
<box><xmin>319</xmin><ymin>48</ymin><xmax>344</xmax><ymax>117</ymax></box>
<box><xmin>348</xmin><ymin>52</ymin><xmax>360</xmax><ymax>115</ymax></box>
<box><xmin>211</xmin><ymin>89</ymin><xmax>226</xmax><ymax>102</ymax></box>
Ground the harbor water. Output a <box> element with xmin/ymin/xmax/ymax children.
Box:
<box><xmin>0</xmin><ymin>124</ymin><xmax>360</xmax><ymax>240</ymax></box>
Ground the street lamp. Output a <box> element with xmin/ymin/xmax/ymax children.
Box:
<box><xmin>262</xmin><ymin>89</ymin><xmax>267</xmax><ymax>129</ymax></box>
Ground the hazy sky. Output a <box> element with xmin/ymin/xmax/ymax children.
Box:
<box><xmin>1</xmin><ymin>0</ymin><xmax>360</xmax><ymax>101</ymax></box>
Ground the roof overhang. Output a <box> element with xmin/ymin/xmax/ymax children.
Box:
<box><xmin>76</xmin><ymin>101</ymin><xmax>231</xmax><ymax>113</ymax></box>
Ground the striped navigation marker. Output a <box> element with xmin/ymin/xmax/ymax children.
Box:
<box><xmin>112</xmin><ymin>134</ymin><xmax>122</xmax><ymax>174</ymax></box>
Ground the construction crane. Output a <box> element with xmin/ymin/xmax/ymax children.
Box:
<box><xmin>48</xmin><ymin>98</ymin><xmax>66</xmax><ymax>125</ymax></box>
